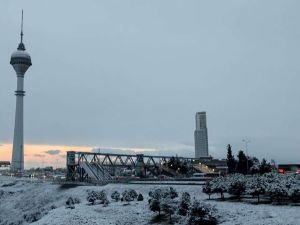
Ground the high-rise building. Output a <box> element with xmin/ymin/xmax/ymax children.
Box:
<box><xmin>10</xmin><ymin>11</ymin><xmax>32</xmax><ymax>174</ymax></box>
<box><xmin>194</xmin><ymin>112</ymin><xmax>209</xmax><ymax>158</ymax></box>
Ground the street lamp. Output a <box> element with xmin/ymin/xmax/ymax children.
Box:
<box><xmin>242</xmin><ymin>139</ymin><xmax>250</xmax><ymax>174</ymax></box>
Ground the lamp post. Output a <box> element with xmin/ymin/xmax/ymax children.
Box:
<box><xmin>242</xmin><ymin>139</ymin><xmax>250</xmax><ymax>174</ymax></box>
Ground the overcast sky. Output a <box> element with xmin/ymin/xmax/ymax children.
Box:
<box><xmin>1</xmin><ymin>0</ymin><xmax>299</xmax><ymax>165</ymax></box>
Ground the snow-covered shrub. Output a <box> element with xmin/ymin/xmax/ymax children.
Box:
<box><xmin>149</xmin><ymin>187</ymin><xmax>178</xmax><ymax>200</ymax></box>
<box><xmin>149</xmin><ymin>188</ymin><xmax>179</xmax><ymax>217</ymax></box>
<box><xmin>160</xmin><ymin>197</ymin><xmax>177</xmax><ymax>221</ymax></box>
<box><xmin>87</xmin><ymin>191</ymin><xmax>97</xmax><ymax>205</ymax></box>
<box><xmin>66</xmin><ymin>197</ymin><xmax>75</xmax><ymax>209</ymax></box>
<box><xmin>137</xmin><ymin>193</ymin><xmax>144</xmax><ymax>201</ymax></box>
<box><xmin>96</xmin><ymin>190</ymin><xmax>108</xmax><ymax>204</ymax></box>
<box><xmin>178</xmin><ymin>192</ymin><xmax>191</xmax><ymax>216</ymax></box>
<box><xmin>246</xmin><ymin>175</ymin><xmax>267</xmax><ymax>203</ymax></box>
<box><xmin>169</xmin><ymin>187</ymin><xmax>178</xmax><ymax>199</ymax></box>
<box><xmin>149</xmin><ymin>199</ymin><xmax>161</xmax><ymax>215</ymax></box>
<box><xmin>120</xmin><ymin>189</ymin><xmax>138</xmax><ymax>203</ymax></box>
<box><xmin>128</xmin><ymin>189</ymin><xmax>138</xmax><ymax>200</ymax></box>
<box><xmin>203</xmin><ymin>181</ymin><xmax>213</xmax><ymax>199</ymax></box>
<box><xmin>227</xmin><ymin>174</ymin><xmax>246</xmax><ymax>199</ymax></box>
<box><xmin>111</xmin><ymin>191</ymin><xmax>121</xmax><ymax>202</ymax></box>
<box><xmin>288</xmin><ymin>180</ymin><xmax>300</xmax><ymax>202</ymax></box>
<box><xmin>210</xmin><ymin>176</ymin><xmax>228</xmax><ymax>200</ymax></box>
<box><xmin>87</xmin><ymin>190</ymin><xmax>109</xmax><ymax>205</ymax></box>
<box><xmin>122</xmin><ymin>190</ymin><xmax>133</xmax><ymax>203</ymax></box>
<box><xmin>23</xmin><ymin>211</ymin><xmax>43</xmax><ymax>223</ymax></box>
<box><xmin>149</xmin><ymin>188</ymin><xmax>163</xmax><ymax>200</ymax></box>
<box><xmin>266</xmin><ymin>182</ymin><xmax>288</xmax><ymax>203</ymax></box>
<box><xmin>264</xmin><ymin>174</ymin><xmax>288</xmax><ymax>203</ymax></box>
<box><xmin>74</xmin><ymin>197</ymin><xmax>81</xmax><ymax>204</ymax></box>
<box><xmin>188</xmin><ymin>200</ymin><xmax>217</xmax><ymax>225</ymax></box>
<box><xmin>66</xmin><ymin>197</ymin><xmax>80</xmax><ymax>206</ymax></box>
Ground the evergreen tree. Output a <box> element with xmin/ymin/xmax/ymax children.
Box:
<box><xmin>226</xmin><ymin>144</ymin><xmax>236</xmax><ymax>174</ymax></box>
<box><xmin>236</xmin><ymin>151</ymin><xmax>248</xmax><ymax>174</ymax></box>
<box><xmin>259</xmin><ymin>158</ymin><xmax>272</xmax><ymax>174</ymax></box>
<box><xmin>137</xmin><ymin>193</ymin><xmax>144</xmax><ymax>201</ymax></box>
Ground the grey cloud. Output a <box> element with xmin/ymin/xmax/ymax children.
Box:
<box><xmin>45</xmin><ymin>150</ymin><xmax>61</xmax><ymax>155</ymax></box>
<box><xmin>33</xmin><ymin>154</ymin><xmax>45</xmax><ymax>158</ymax></box>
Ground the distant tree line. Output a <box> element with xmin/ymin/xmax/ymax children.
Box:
<box><xmin>226</xmin><ymin>144</ymin><xmax>273</xmax><ymax>175</ymax></box>
<box><xmin>162</xmin><ymin>156</ymin><xmax>190</xmax><ymax>174</ymax></box>
<box><xmin>203</xmin><ymin>173</ymin><xmax>300</xmax><ymax>204</ymax></box>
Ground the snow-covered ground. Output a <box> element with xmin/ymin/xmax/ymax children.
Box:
<box><xmin>0</xmin><ymin>176</ymin><xmax>298</xmax><ymax>225</ymax></box>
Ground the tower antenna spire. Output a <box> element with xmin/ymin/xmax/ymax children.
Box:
<box><xmin>17</xmin><ymin>10</ymin><xmax>25</xmax><ymax>51</ymax></box>
<box><xmin>21</xmin><ymin>9</ymin><xmax>24</xmax><ymax>43</ymax></box>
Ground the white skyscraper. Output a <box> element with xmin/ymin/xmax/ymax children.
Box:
<box><xmin>194</xmin><ymin>112</ymin><xmax>209</xmax><ymax>158</ymax></box>
<box><xmin>10</xmin><ymin>11</ymin><xmax>32</xmax><ymax>174</ymax></box>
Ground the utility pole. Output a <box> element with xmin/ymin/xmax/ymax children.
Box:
<box><xmin>242</xmin><ymin>139</ymin><xmax>250</xmax><ymax>174</ymax></box>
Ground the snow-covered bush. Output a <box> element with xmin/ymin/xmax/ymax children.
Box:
<box><xmin>160</xmin><ymin>197</ymin><xmax>177</xmax><ymax>221</ymax></box>
<box><xmin>203</xmin><ymin>181</ymin><xmax>213</xmax><ymax>200</ymax></box>
<box><xmin>188</xmin><ymin>200</ymin><xmax>217</xmax><ymax>225</ymax></box>
<box><xmin>203</xmin><ymin>172</ymin><xmax>300</xmax><ymax>204</ymax></box>
<box><xmin>288</xmin><ymin>180</ymin><xmax>300</xmax><ymax>202</ymax></box>
<box><xmin>149</xmin><ymin>188</ymin><xmax>163</xmax><ymax>200</ymax></box>
<box><xmin>169</xmin><ymin>187</ymin><xmax>178</xmax><ymax>199</ymax></box>
<box><xmin>65</xmin><ymin>197</ymin><xmax>80</xmax><ymax>209</ymax></box>
<box><xmin>87</xmin><ymin>191</ymin><xmax>97</xmax><ymax>205</ymax></box>
<box><xmin>128</xmin><ymin>189</ymin><xmax>138</xmax><ymax>200</ymax></box>
<box><xmin>23</xmin><ymin>211</ymin><xmax>43</xmax><ymax>223</ymax></box>
<box><xmin>149</xmin><ymin>187</ymin><xmax>178</xmax><ymax>201</ymax></box>
<box><xmin>266</xmin><ymin>182</ymin><xmax>288</xmax><ymax>203</ymax></box>
<box><xmin>227</xmin><ymin>174</ymin><xmax>246</xmax><ymax>199</ymax></box>
<box><xmin>122</xmin><ymin>190</ymin><xmax>133</xmax><ymax>203</ymax></box>
<box><xmin>246</xmin><ymin>175</ymin><xmax>267</xmax><ymax>203</ymax></box>
<box><xmin>87</xmin><ymin>190</ymin><xmax>108</xmax><ymax>205</ymax></box>
<box><xmin>111</xmin><ymin>191</ymin><xmax>121</xmax><ymax>202</ymax></box>
<box><xmin>96</xmin><ymin>190</ymin><xmax>109</xmax><ymax>204</ymax></box>
<box><xmin>178</xmin><ymin>192</ymin><xmax>191</xmax><ymax>216</ymax></box>
<box><xmin>148</xmin><ymin>187</ymin><xmax>179</xmax><ymax>217</ymax></box>
<box><xmin>265</xmin><ymin>174</ymin><xmax>288</xmax><ymax>203</ymax></box>
<box><xmin>149</xmin><ymin>199</ymin><xmax>161</xmax><ymax>215</ymax></box>
<box><xmin>210</xmin><ymin>176</ymin><xmax>228</xmax><ymax>200</ymax></box>
<box><xmin>120</xmin><ymin>189</ymin><xmax>139</xmax><ymax>203</ymax></box>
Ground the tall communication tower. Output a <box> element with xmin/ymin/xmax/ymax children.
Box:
<box><xmin>10</xmin><ymin>11</ymin><xmax>32</xmax><ymax>174</ymax></box>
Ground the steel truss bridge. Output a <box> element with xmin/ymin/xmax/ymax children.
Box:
<box><xmin>66</xmin><ymin>151</ymin><xmax>223</xmax><ymax>183</ymax></box>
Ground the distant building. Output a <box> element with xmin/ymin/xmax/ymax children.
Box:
<box><xmin>194</xmin><ymin>112</ymin><xmax>209</xmax><ymax>158</ymax></box>
<box><xmin>0</xmin><ymin>161</ymin><xmax>10</xmax><ymax>167</ymax></box>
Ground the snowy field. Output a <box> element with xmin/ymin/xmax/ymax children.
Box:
<box><xmin>0</xmin><ymin>176</ymin><xmax>299</xmax><ymax>225</ymax></box>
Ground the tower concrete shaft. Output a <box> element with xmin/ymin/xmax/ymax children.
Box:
<box><xmin>11</xmin><ymin>75</ymin><xmax>25</xmax><ymax>173</ymax></box>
